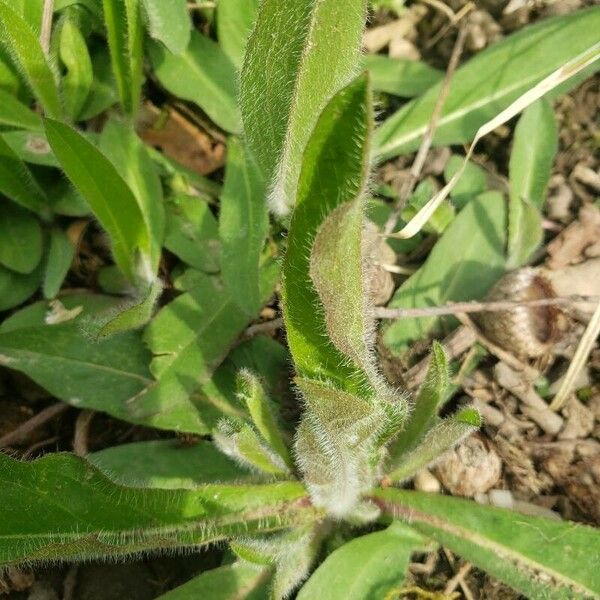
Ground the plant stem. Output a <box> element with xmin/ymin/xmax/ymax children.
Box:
<box><xmin>0</xmin><ymin>402</ymin><xmax>67</xmax><ymax>448</ymax></box>
<box><xmin>40</xmin><ymin>0</ymin><xmax>55</xmax><ymax>56</ymax></box>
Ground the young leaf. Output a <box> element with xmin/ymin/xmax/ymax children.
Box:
<box><xmin>386</xmin><ymin>408</ymin><xmax>481</xmax><ymax>483</ymax></box>
<box><xmin>90</xmin><ymin>440</ymin><xmax>253</xmax><ymax>488</ymax></box>
<box><xmin>216</xmin><ymin>0</ymin><xmax>259</xmax><ymax>68</ymax></box>
<box><xmin>79</xmin><ymin>45</ymin><xmax>118</xmax><ymax>120</ymax></box>
<box><xmin>363</xmin><ymin>55</ymin><xmax>443</xmax><ymax>97</ymax></box>
<box><xmin>141</xmin><ymin>0</ymin><xmax>190</xmax><ymax>55</ymax></box>
<box><xmin>0</xmin><ymin>88</ymin><xmax>42</xmax><ymax>131</ymax></box>
<box><xmin>282</xmin><ymin>74</ymin><xmax>372</xmax><ymax>394</ymax></box>
<box><xmin>507</xmin><ymin>99</ymin><xmax>558</xmax><ymax>267</ymax></box>
<box><xmin>0</xmin><ymin>134</ymin><xmax>49</xmax><ymax>217</ymax></box>
<box><xmin>0</xmin><ymin>1</ymin><xmax>62</xmax><ymax>118</ymax></box>
<box><xmin>0</xmin><ymin>452</ymin><xmax>310</xmax><ymax>567</ymax></box>
<box><xmin>149</xmin><ymin>32</ymin><xmax>241</xmax><ymax>134</ymax></box>
<box><xmin>43</xmin><ymin>227</ymin><xmax>75</xmax><ymax>298</ymax></box>
<box><xmin>219</xmin><ymin>137</ymin><xmax>268</xmax><ymax>316</ymax></box>
<box><xmin>389</xmin><ymin>341</ymin><xmax>449</xmax><ymax>460</ymax></box>
<box><xmin>375</xmin><ymin>7</ymin><xmax>600</xmax><ymax>159</ymax></box>
<box><xmin>44</xmin><ymin>119</ymin><xmax>150</xmax><ymax>282</ymax></box>
<box><xmin>240</xmin><ymin>0</ymin><xmax>367</xmax><ymax>214</ymax></box>
<box><xmin>102</xmin><ymin>0</ymin><xmax>143</xmax><ymax>116</ymax></box>
<box><xmin>375</xmin><ymin>488</ymin><xmax>600</xmax><ymax>599</ymax></box>
<box><xmin>99</xmin><ymin>118</ymin><xmax>165</xmax><ymax>273</ymax></box>
<box><xmin>0</xmin><ymin>264</ymin><xmax>41</xmax><ymax>311</ymax></box>
<box><xmin>0</xmin><ymin>202</ymin><xmax>42</xmax><ymax>274</ymax></box>
<box><xmin>59</xmin><ymin>18</ymin><xmax>93</xmax><ymax>120</ymax></box>
<box><xmin>443</xmin><ymin>154</ymin><xmax>487</xmax><ymax>209</ymax></box>
<box><xmin>156</xmin><ymin>562</ymin><xmax>271</xmax><ymax>600</ymax></box>
<box><xmin>382</xmin><ymin>192</ymin><xmax>508</xmax><ymax>354</ymax></box>
<box><xmin>297</xmin><ymin>523</ymin><xmax>427</xmax><ymax>600</ymax></box>
<box><xmin>237</xmin><ymin>369</ymin><xmax>292</xmax><ymax>468</ymax></box>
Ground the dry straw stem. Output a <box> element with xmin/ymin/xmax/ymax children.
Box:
<box><xmin>550</xmin><ymin>299</ymin><xmax>600</xmax><ymax>411</ymax></box>
<box><xmin>40</xmin><ymin>0</ymin><xmax>55</xmax><ymax>56</ymax></box>
<box><xmin>0</xmin><ymin>402</ymin><xmax>68</xmax><ymax>448</ymax></box>
<box><xmin>386</xmin><ymin>41</ymin><xmax>600</xmax><ymax>240</ymax></box>
<box><xmin>384</xmin><ymin>19</ymin><xmax>469</xmax><ymax>235</ymax></box>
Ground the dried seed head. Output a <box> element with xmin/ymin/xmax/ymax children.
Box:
<box><xmin>476</xmin><ymin>268</ymin><xmax>567</xmax><ymax>358</ymax></box>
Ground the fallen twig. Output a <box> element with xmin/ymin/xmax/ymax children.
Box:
<box><xmin>73</xmin><ymin>410</ymin><xmax>95</xmax><ymax>456</ymax></box>
<box><xmin>243</xmin><ymin>317</ymin><xmax>284</xmax><ymax>339</ymax></box>
<box><xmin>0</xmin><ymin>402</ymin><xmax>68</xmax><ymax>448</ymax></box>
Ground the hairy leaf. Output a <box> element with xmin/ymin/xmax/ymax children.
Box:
<box><xmin>375</xmin><ymin>488</ymin><xmax>600</xmax><ymax>599</ymax></box>
<box><xmin>219</xmin><ymin>137</ymin><xmax>268</xmax><ymax>316</ymax></box>
<box><xmin>297</xmin><ymin>523</ymin><xmax>426</xmax><ymax>600</ymax></box>
<box><xmin>240</xmin><ymin>0</ymin><xmax>367</xmax><ymax>214</ymax></box>
<box><xmin>45</xmin><ymin>119</ymin><xmax>149</xmax><ymax>282</ymax></box>
<box><xmin>0</xmin><ymin>452</ymin><xmax>310</xmax><ymax>567</ymax></box>
<box><xmin>0</xmin><ymin>202</ymin><xmax>42</xmax><ymax>274</ymax></box>
<box><xmin>149</xmin><ymin>32</ymin><xmax>240</xmax><ymax>133</ymax></box>
<box><xmin>282</xmin><ymin>74</ymin><xmax>372</xmax><ymax>394</ymax></box>
<box><xmin>0</xmin><ymin>88</ymin><xmax>42</xmax><ymax>131</ymax></box>
<box><xmin>0</xmin><ymin>1</ymin><xmax>62</xmax><ymax>118</ymax></box>
<box><xmin>507</xmin><ymin>99</ymin><xmax>558</xmax><ymax>267</ymax></box>
<box><xmin>141</xmin><ymin>0</ymin><xmax>190</xmax><ymax>55</ymax></box>
<box><xmin>375</xmin><ymin>7</ymin><xmax>600</xmax><ymax>159</ymax></box>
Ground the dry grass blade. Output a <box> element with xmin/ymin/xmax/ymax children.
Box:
<box><xmin>40</xmin><ymin>0</ymin><xmax>55</xmax><ymax>56</ymax></box>
<box><xmin>550</xmin><ymin>299</ymin><xmax>600</xmax><ymax>411</ymax></box>
<box><xmin>385</xmin><ymin>41</ymin><xmax>600</xmax><ymax>240</ymax></box>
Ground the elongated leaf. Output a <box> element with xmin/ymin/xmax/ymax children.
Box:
<box><xmin>0</xmin><ymin>295</ymin><xmax>154</xmax><ymax>422</ymax></box>
<box><xmin>59</xmin><ymin>18</ymin><xmax>93</xmax><ymax>120</ymax></box>
<box><xmin>0</xmin><ymin>1</ymin><xmax>62</xmax><ymax>118</ymax></box>
<box><xmin>507</xmin><ymin>99</ymin><xmax>557</xmax><ymax>267</ymax></box>
<box><xmin>220</xmin><ymin>137</ymin><xmax>268</xmax><ymax>316</ymax></box>
<box><xmin>158</xmin><ymin>562</ymin><xmax>270</xmax><ymax>600</ymax></box>
<box><xmin>282</xmin><ymin>75</ymin><xmax>372</xmax><ymax>394</ymax></box>
<box><xmin>0</xmin><ymin>264</ymin><xmax>41</xmax><ymax>311</ymax></box>
<box><xmin>149</xmin><ymin>32</ymin><xmax>240</xmax><ymax>133</ymax></box>
<box><xmin>2</xmin><ymin>130</ymin><xmax>58</xmax><ymax>167</ymax></box>
<box><xmin>375</xmin><ymin>488</ymin><xmax>600</xmax><ymax>599</ymax></box>
<box><xmin>44</xmin><ymin>119</ymin><xmax>149</xmax><ymax>281</ymax></box>
<box><xmin>382</xmin><ymin>192</ymin><xmax>508</xmax><ymax>354</ymax></box>
<box><xmin>240</xmin><ymin>0</ymin><xmax>367</xmax><ymax>215</ymax></box>
<box><xmin>141</xmin><ymin>0</ymin><xmax>190</xmax><ymax>55</ymax></box>
<box><xmin>42</xmin><ymin>227</ymin><xmax>75</xmax><ymax>298</ymax></box>
<box><xmin>386</xmin><ymin>408</ymin><xmax>481</xmax><ymax>483</ymax></box>
<box><xmin>0</xmin><ymin>202</ymin><xmax>42</xmax><ymax>274</ymax></box>
<box><xmin>0</xmin><ymin>134</ymin><xmax>49</xmax><ymax>216</ymax></box>
<box><xmin>363</xmin><ymin>55</ymin><xmax>443</xmax><ymax>97</ymax></box>
<box><xmin>102</xmin><ymin>0</ymin><xmax>143</xmax><ymax>116</ymax></box>
<box><xmin>99</xmin><ymin>118</ymin><xmax>165</xmax><ymax>273</ymax></box>
<box><xmin>375</xmin><ymin>7</ymin><xmax>600</xmax><ymax>160</ymax></box>
<box><xmin>298</xmin><ymin>523</ymin><xmax>426</xmax><ymax>600</ymax></box>
<box><xmin>217</xmin><ymin>0</ymin><xmax>259</xmax><ymax>68</ymax></box>
<box><xmin>0</xmin><ymin>88</ymin><xmax>42</xmax><ymax>131</ymax></box>
<box><xmin>90</xmin><ymin>440</ymin><xmax>252</xmax><ymax>488</ymax></box>
<box><xmin>0</xmin><ymin>452</ymin><xmax>310</xmax><ymax>567</ymax></box>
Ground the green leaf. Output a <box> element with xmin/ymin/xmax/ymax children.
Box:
<box><xmin>0</xmin><ymin>134</ymin><xmax>49</xmax><ymax>216</ymax></box>
<box><xmin>157</xmin><ymin>562</ymin><xmax>270</xmax><ymax>600</ymax></box>
<box><xmin>219</xmin><ymin>137</ymin><xmax>268</xmax><ymax>316</ymax></box>
<box><xmin>507</xmin><ymin>99</ymin><xmax>558</xmax><ymax>267</ymax></box>
<box><xmin>375</xmin><ymin>488</ymin><xmax>600</xmax><ymax>599</ymax></box>
<box><xmin>102</xmin><ymin>0</ymin><xmax>143</xmax><ymax>116</ymax></box>
<box><xmin>164</xmin><ymin>194</ymin><xmax>220</xmax><ymax>273</ymax></box>
<box><xmin>240</xmin><ymin>0</ymin><xmax>367</xmax><ymax>214</ymax></box>
<box><xmin>44</xmin><ymin>118</ymin><xmax>149</xmax><ymax>282</ymax></box>
<box><xmin>90</xmin><ymin>440</ymin><xmax>253</xmax><ymax>488</ymax></box>
<box><xmin>79</xmin><ymin>45</ymin><xmax>118</xmax><ymax>120</ymax></box>
<box><xmin>0</xmin><ymin>88</ymin><xmax>42</xmax><ymax>131</ymax></box>
<box><xmin>0</xmin><ymin>264</ymin><xmax>41</xmax><ymax>311</ymax></box>
<box><xmin>390</xmin><ymin>341</ymin><xmax>449</xmax><ymax>460</ymax></box>
<box><xmin>59</xmin><ymin>18</ymin><xmax>93</xmax><ymax>120</ymax></box>
<box><xmin>443</xmin><ymin>155</ymin><xmax>487</xmax><ymax>209</ymax></box>
<box><xmin>297</xmin><ymin>523</ymin><xmax>426</xmax><ymax>600</ymax></box>
<box><xmin>0</xmin><ymin>294</ymin><xmax>154</xmax><ymax>422</ymax></box>
<box><xmin>0</xmin><ymin>1</ymin><xmax>62</xmax><ymax>118</ymax></box>
<box><xmin>382</xmin><ymin>192</ymin><xmax>508</xmax><ymax>354</ymax></box>
<box><xmin>0</xmin><ymin>202</ymin><xmax>42</xmax><ymax>274</ymax></box>
<box><xmin>386</xmin><ymin>408</ymin><xmax>481</xmax><ymax>483</ymax></box>
<box><xmin>282</xmin><ymin>74</ymin><xmax>372</xmax><ymax>394</ymax></box>
<box><xmin>11</xmin><ymin>0</ymin><xmax>44</xmax><ymax>33</ymax></box>
<box><xmin>0</xmin><ymin>452</ymin><xmax>310</xmax><ymax>567</ymax></box>
<box><xmin>375</xmin><ymin>7</ymin><xmax>600</xmax><ymax>160</ymax></box>
<box><xmin>237</xmin><ymin>370</ymin><xmax>292</xmax><ymax>468</ymax></box>
<box><xmin>99</xmin><ymin>118</ymin><xmax>165</xmax><ymax>273</ymax></box>
<box><xmin>363</xmin><ymin>55</ymin><xmax>443</xmax><ymax>97</ymax></box>
<box><xmin>42</xmin><ymin>227</ymin><xmax>75</xmax><ymax>299</ymax></box>
<box><xmin>141</xmin><ymin>0</ymin><xmax>190</xmax><ymax>55</ymax></box>
<box><xmin>149</xmin><ymin>31</ymin><xmax>241</xmax><ymax>134</ymax></box>
<box><xmin>1</xmin><ymin>130</ymin><xmax>58</xmax><ymax>167</ymax></box>
<box><xmin>216</xmin><ymin>0</ymin><xmax>259</xmax><ymax>69</ymax></box>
